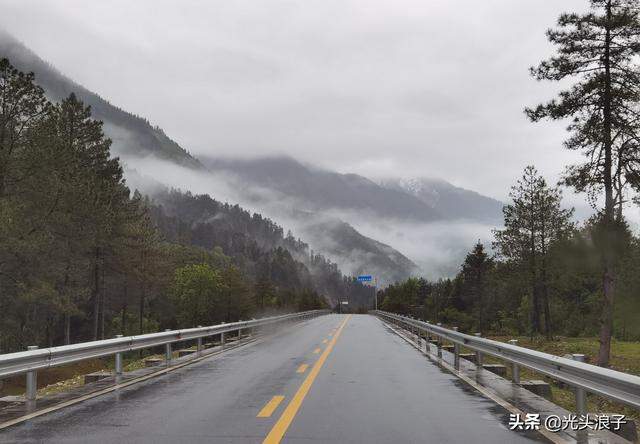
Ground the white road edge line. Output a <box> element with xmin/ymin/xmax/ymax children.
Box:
<box><xmin>381</xmin><ymin>320</ymin><xmax>571</xmax><ymax>444</ymax></box>
<box><xmin>0</xmin><ymin>327</ymin><xmax>286</xmax><ymax>430</ymax></box>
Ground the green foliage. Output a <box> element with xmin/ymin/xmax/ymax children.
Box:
<box><xmin>0</xmin><ymin>58</ymin><xmax>340</xmax><ymax>353</ymax></box>
<box><xmin>380</xmin><ymin>277</ymin><xmax>422</xmax><ymax>315</ymax></box>
<box><xmin>380</xmin><ymin>166</ymin><xmax>640</xmax><ymax>341</ymax></box>
<box><xmin>493</xmin><ymin>166</ymin><xmax>574</xmax><ymax>336</ymax></box>
<box><xmin>170</xmin><ymin>264</ymin><xmax>224</xmax><ymax>327</ymax></box>
<box><xmin>526</xmin><ymin>0</ymin><xmax>640</xmax><ymax>365</ymax></box>
<box><xmin>458</xmin><ymin>242</ymin><xmax>493</xmax><ymax>332</ymax></box>
<box><xmin>525</xmin><ymin>0</ymin><xmax>640</xmax><ymax>204</ymax></box>
<box><xmin>440</xmin><ymin>308</ymin><xmax>475</xmax><ymax>333</ymax></box>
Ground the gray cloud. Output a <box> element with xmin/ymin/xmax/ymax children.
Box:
<box><xmin>1</xmin><ymin>0</ymin><xmax>591</xmax><ymax>202</ymax></box>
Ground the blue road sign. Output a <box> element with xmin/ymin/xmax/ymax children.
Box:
<box><xmin>357</xmin><ymin>275</ymin><xmax>372</xmax><ymax>282</ymax></box>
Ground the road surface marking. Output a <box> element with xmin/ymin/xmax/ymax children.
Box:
<box><xmin>263</xmin><ymin>315</ymin><xmax>351</xmax><ymax>444</ymax></box>
<box><xmin>296</xmin><ymin>364</ymin><xmax>308</xmax><ymax>374</ymax></box>
<box><xmin>257</xmin><ymin>396</ymin><xmax>285</xmax><ymax>418</ymax></box>
<box><xmin>313</xmin><ymin>348</ymin><xmax>321</xmax><ymax>354</ymax></box>
<box><xmin>0</xmin><ymin>336</ymin><xmax>260</xmax><ymax>430</ymax></box>
<box><xmin>322</xmin><ymin>339</ymin><xmax>328</xmax><ymax>344</ymax></box>
<box><xmin>382</xmin><ymin>320</ymin><xmax>570</xmax><ymax>444</ymax></box>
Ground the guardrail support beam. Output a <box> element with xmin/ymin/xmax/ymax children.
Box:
<box><xmin>422</xmin><ymin>329</ymin><xmax>428</xmax><ymax>353</ymax></box>
<box><xmin>25</xmin><ymin>345</ymin><xmax>39</xmax><ymax>401</ymax></box>
<box><xmin>452</xmin><ymin>327</ymin><xmax>460</xmax><ymax>370</ymax></box>
<box><xmin>115</xmin><ymin>335</ymin><xmax>123</xmax><ymax>375</ymax></box>
<box><xmin>165</xmin><ymin>329</ymin><xmax>172</xmax><ymax>366</ymax></box>
<box><xmin>474</xmin><ymin>333</ymin><xmax>483</xmax><ymax>368</ymax></box>
<box><xmin>512</xmin><ymin>363</ymin><xmax>520</xmax><ymax>383</ymax></box>
<box><xmin>374</xmin><ymin>311</ymin><xmax>640</xmax><ymax>411</ymax></box>
<box><xmin>0</xmin><ymin>311</ymin><xmax>328</xmax><ymax>395</ymax></box>
<box><xmin>508</xmin><ymin>340</ymin><xmax>520</xmax><ymax>383</ymax></box>
<box><xmin>196</xmin><ymin>326</ymin><xmax>203</xmax><ymax>356</ymax></box>
<box><xmin>221</xmin><ymin>332</ymin><xmax>225</xmax><ymax>349</ymax></box>
<box><xmin>454</xmin><ymin>343</ymin><xmax>460</xmax><ymax>370</ymax></box>
<box><xmin>435</xmin><ymin>323</ymin><xmax>443</xmax><ymax>358</ymax></box>
<box><xmin>572</xmin><ymin>354</ymin><xmax>587</xmax><ymax>415</ymax></box>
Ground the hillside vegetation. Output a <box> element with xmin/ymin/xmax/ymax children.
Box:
<box><xmin>0</xmin><ymin>30</ymin><xmax>201</xmax><ymax>167</ymax></box>
<box><xmin>0</xmin><ymin>58</ymin><xmax>373</xmax><ymax>353</ymax></box>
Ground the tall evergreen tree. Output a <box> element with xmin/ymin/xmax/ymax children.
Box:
<box><xmin>0</xmin><ymin>58</ymin><xmax>49</xmax><ymax>197</ymax></box>
<box><xmin>494</xmin><ymin>166</ymin><xmax>574</xmax><ymax>337</ymax></box>
<box><xmin>526</xmin><ymin>0</ymin><xmax>640</xmax><ymax>365</ymax></box>
<box><xmin>460</xmin><ymin>242</ymin><xmax>493</xmax><ymax>333</ymax></box>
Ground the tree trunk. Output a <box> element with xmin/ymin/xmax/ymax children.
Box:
<box><xmin>139</xmin><ymin>291</ymin><xmax>145</xmax><ymax>334</ymax></box>
<box><xmin>541</xmin><ymin>275</ymin><xmax>551</xmax><ymax>340</ymax></box>
<box><xmin>92</xmin><ymin>246</ymin><xmax>101</xmax><ymax>341</ymax></box>
<box><xmin>540</xmin><ymin>225</ymin><xmax>552</xmax><ymax>339</ymax></box>
<box><xmin>139</xmin><ymin>250</ymin><xmax>146</xmax><ymax>334</ymax></box>
<box><xmin>598</xmin><ymin>0</ymin><xmax>615</xmax><ymax>368</ymax></box>
<box><xmin>64</xmin><ymin>313</ymin><xmax>70</xmax><ymax>345</ymax></box>
<box><xmin>121</xmin><ymin>281</ymin><xmax>128</xmax><ymax>335</ymax></box>
<box><xmin>61</xmin><ymin>266</ymin><xmax>71</xmax><ymax>345</ymax></box>
<box><xmin>99</xmin><ymin>266</ymin><xmax>106</xmax><ymax>340</ymax></box>
<box><xmin>530</xmin><ymin>234</ymin><xmax>541</xmax><ymax>335</ymax></box>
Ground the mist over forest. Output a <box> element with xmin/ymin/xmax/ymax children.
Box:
<box><xmin>2</xmin><ymin>0</ymin><xmax>640</xmax><ymax>381</ymax></box>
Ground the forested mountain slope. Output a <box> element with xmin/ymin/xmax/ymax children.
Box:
<box><xmin>0</xmin><ymin>55</ymin><xmax>374</xmax><ymax>354</ymax></box>
<box><xmin>0</xmin><ymin>30</ymin><xmax>201</xmax><ymax>168</ymax></box>
<box><xmin>148</xmin><ymin>188</ymin><xmax>372</xmax><ymax>307</ymax></box>
<box><xmin>0</xmin><ymin>31</ymin><xmax>419</xmax><ymax>282</ymax></box>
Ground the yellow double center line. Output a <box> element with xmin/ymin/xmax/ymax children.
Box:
<box><xmin>263</xmin><ymin>315</ymin><xmax>351</xmax><ymax>444</ymax></box>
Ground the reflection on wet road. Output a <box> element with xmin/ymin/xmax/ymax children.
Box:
<box><xmin>0</xmin><ymin>314</ymin><xmax>543</xmax><ymax>443</ymax></box>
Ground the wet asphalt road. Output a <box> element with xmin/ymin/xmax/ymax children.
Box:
<box><xmin>0</xmin><ymin>314</ymin><xmax>543</xmax><ymax>443</ymax></box>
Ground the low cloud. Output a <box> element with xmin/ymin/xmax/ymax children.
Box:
<box><xmin>123</xmin><ymin>156</ymin><xmax>499</xmax><ymax>282</ymax></box>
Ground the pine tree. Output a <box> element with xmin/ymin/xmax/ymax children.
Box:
<box><xmin>493</xmin><ymin>166</ymin><xmax>573</xmax><ymax>337</ymax></box>
<box><xmin>526</xmin><ymin>0</ymin><xmax>640</xmax><ymax>364</ymax></box>
<box><xmin>0</xmin><ymin>58</ymin><xmax>50</xmax><ymax>197</ymax></box>
<box><xmin>460</xmin><ymin>242</ymin><xmax>493</xmax><ymax>333</ymax></box>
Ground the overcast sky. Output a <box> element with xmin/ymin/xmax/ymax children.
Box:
<box><xmin>2</xmin><ymin>0</ymin><xmax>591</xmax><ymax>201</ymax></box>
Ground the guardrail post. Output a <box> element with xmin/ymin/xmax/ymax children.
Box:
<box><xmin>422</xmin><ymin>328</ymin><xmax>428</xmax><ymax>353</ymax></box>
<box><xmin>572</xmin><ymin>354</ymin><xmax>587</xmax><ymax>415</ymax></box>
<box><xmin>221</xmin><ymin>332</ymin><xmax>225</xmax><ymax>349</ymax></box>
<box><xmin>115</xmin><ymin>335</ymin><xmax>123</xmax><ymax>375</ymax></box>
<box><xmin>509</xmin><ymin>339</ymin><xmax>520</xmax><ymax>383</ymax></box>
<box><xmin>452</xmin><ymin>327</ymin><xmax>460</xmax><ymax>370</ymax></box>
<box><xmin>436</xmin><ymin>323</ymin><xmax>443</xmax><ymax>358</ymax></box>
<box><xmin>474</xmin><ymin>333</ymin><xmax>483</xmax><ymax>368</ymax></box>
<box><xmin>197</xmin><ymin>326</ymin><xmax>203</xmax><ymax>356</ymax></box>
<box><xmin>25</xmin><ymin>345</ymin><xmax>38</xmax><ymax>401</ymax></box>
<box><xmin>165</xmin><ymin>329</ymin><xmax>172</xmax><ymax>366</ymax></box>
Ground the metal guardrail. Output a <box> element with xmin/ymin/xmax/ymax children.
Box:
<box><xmin>374</xmin><ymin>310</ymin><xmax>640</xmax><ymax>413</ymax></box>
<box><xmin>0</xmin><ymin>310</ymin><xmax>329</xmax><ymax>401</ymax></box>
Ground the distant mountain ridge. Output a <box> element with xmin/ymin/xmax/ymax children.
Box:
<box><xmin>205</xmin><ymin>156</ymin><xmax>442</xmax><ymax>222</ymax></box>
<box><xmin>1</xmin><ymin>31</ymin><xmax>501</xmax><ymax>282</ymax></box>
<box><xmin>204</xmin><ymin>156</ymin><xmax>503</xmax><ymax>223</ymax></box>
<box><xmin>380</xmin><ymin>177</ymin><xmax>504</xmax><ymax>223</ymax></box>
<box><xmin>0</xmin><ymin>31</ymin><xmax>417</xmax><ymax>282</ymax></box>
<box><xmin>290</xmin><ymin>212</ymin><xmax>418</xmax><ymax>284</ymax></box>
<box><xmin>0</xmin><ymin>30</ymin><xmax>201</xmax><ymax>168</ymax></box>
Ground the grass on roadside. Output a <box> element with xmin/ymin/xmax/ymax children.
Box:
<box><xmin>475</xmin><ymin>336</ymin><xmax>640</xmax><ymax>424</ymax></box>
